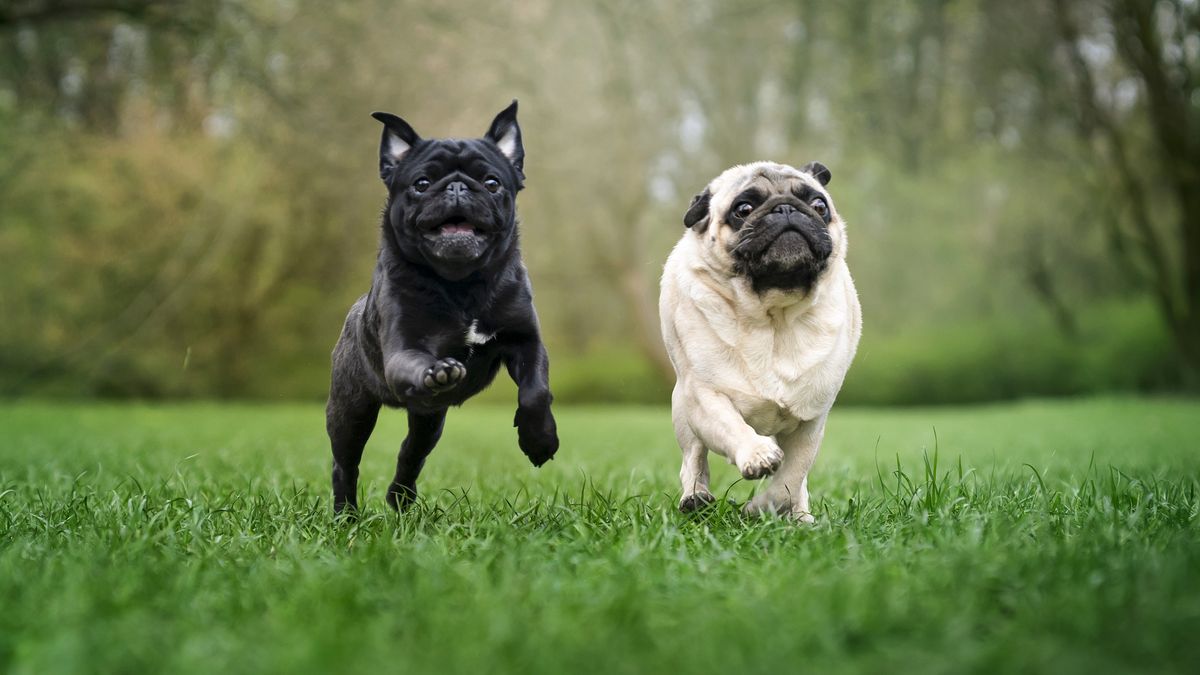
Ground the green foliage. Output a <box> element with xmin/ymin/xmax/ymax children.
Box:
<box><xmin>543</xmin><ymin>347</ymin><xmax>674</xmax><ymax>405</ymax></box>
<box><xmin>841</xmin><ymin>299</ymin><xmax>1178</xmax><ymax>405</ymax></box>
<box><xmin>0</xmin><ymin>125</ymin><xmax>375</xmax><ymax>399</ymax></box>
<box><xmin>1</xmin><ymin>399</ymin><xmax>1199</xmax><ymax>673</ymax></box>
<box><xmin>1</xmin><ymin>1</ymin><xmax>1197</xmax><ymax>402</ymax></box>
<box><xmin>0</xmin><ymin>124</ymin><xmax>1177</xmax><ymax>405</ymax></box>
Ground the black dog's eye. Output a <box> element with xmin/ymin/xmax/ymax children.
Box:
<box><xmin>483</xmin><ymin>177</ymin><xmax>501</xmax><ymax>193</ymax></box>
<box><xmin>413</xmin><ymin>178</ymin><xmax>431</xmax><ymax>193</ymax></box>
<box><xmin>734</xmin><ymin>202</ymin><xmax>754</xmax><ymax>219</ymax></box>
<box><xmin>810</xmin><ymin>198</ymin><xmax>828</xmax><ymax>216</ymax></box>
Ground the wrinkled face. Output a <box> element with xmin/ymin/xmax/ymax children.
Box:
<box><xmin>374</xmin><ymin>102</ymin><xmax>525</xmax><ymax>281</ymax></box>
<box><xmin>684</xmin><ymin>161</ymin><xmax>845</xmax><ymax>293</ymax></box>
<box><xmin>385</xmin><ymin>139</ymin><xmax>521</xmax><ymax>279</ymax></box>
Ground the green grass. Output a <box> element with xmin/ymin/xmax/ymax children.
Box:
<box><xmin>1</xmin><ymin>398</ymin><xmax>1198</xmax><ymax>674</ymax></box>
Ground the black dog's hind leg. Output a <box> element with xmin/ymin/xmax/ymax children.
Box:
<box><xmin>506</xmin><ymin>339</ymin><xmax>559</xmax><ymax>467</ymax></box>
<box><xmin>327</xmin><ymin>391</ymin><xmax>381</xmax><ymax>516</ymax></box>
<box><xmin>386</xmin><ymin>409</ymin><xmax>447</xmax><ymax>511</ymax></box>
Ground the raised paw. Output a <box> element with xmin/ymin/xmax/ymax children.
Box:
<box><xmin>420</xmin><ymin>358</ymin><xmax>466</xmax><ymax>394</ymax></box>
<box><xmin>679</xmin><ymin>492</ymin><xmax>716</xmax><ymax>514</ymax></box>
<box><xmin>736</xmin><ymin>439</ymin><xmax>784</xmax><ymax>480</ymax></box>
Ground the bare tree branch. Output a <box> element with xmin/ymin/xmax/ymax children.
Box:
<box><xmin>1051</xmin><ymin>0</ymin><xmax>1183</xmax><ymax>331</ymax></box>
<box><xmin>0</xmin><ymin>0</ymin><xmax>186</xmax><ymax>28</ymax></box>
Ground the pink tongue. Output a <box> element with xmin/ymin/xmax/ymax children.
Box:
<box><xmin>441</xmin><ymin>223</ymin><xmax>475</xmax><ymax>235</ymax></box>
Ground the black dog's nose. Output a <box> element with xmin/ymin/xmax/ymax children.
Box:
<box><xmin>772</xmin><ymin>204</ymin><xmax>798</xmax><ymax>216</ymax></box>
<box><xmin>446</xmin><ymin>181</ymin><xmax>470</xmax><ymax>199</ymax></box>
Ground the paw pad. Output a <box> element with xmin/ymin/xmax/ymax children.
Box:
<box><xmin>422</xmin><ymin>358</ymin><xmax>466</xmax><ymax>393</ymax></box>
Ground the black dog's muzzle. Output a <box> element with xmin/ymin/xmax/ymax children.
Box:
<box><xmin>413</xmin><ymin>177</ymin><xmax>497</xmax><ymax>236</ymax></box>
<box><xmin>443</xmin><ymin>180</ymin><xmax>471</xmax><ymax>205</ymax></box>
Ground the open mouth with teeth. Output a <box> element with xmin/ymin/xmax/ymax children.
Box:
<box><xmin>421</xmin><ymin>217</ymin><xmax>491</xmax><ymax>264</ymax></box>
<box><xmin>431</xmin><ymin>217</ymin><xmax>480</xmax><ymax>237</ymax></box>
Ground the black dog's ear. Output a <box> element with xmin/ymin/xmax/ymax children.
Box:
<box><xmin>801</xmin><ymin>161</ymin><xmax>831</xmax><ymax>186</ymax></box>
<box><xmin>683</xmin><ymin>188</ymin><xmax>712</xmax><ymax>232</ymax></box>
<box><xmin>371</xmin><ymin>112</ymin><xmax>421</xmax><ymax>181</ymax></box>
<box><xmin>485</xmin><ymin>99</ymin><xmax>524</xmax><ymax>172</ymax></box>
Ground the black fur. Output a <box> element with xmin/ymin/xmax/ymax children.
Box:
<box><xmin>683</xmin><ymin>189</ymin><xmax>712</xmax><ymax>232</ymax></box>
<box><xmin>801</xmin><ymin>161</ymin><xmax>831</xmax><ymax>186</ymax></box>
<box><xmin>327</xmin><ymin>101</ymin><xmax>558</xmax><ymax>516</ymax></box>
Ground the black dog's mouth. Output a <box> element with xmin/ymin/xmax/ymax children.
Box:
<box><xmin>425</xmin><ymin>217</ymin><xmax>488</xmax><ymax>239</ymax></box>
<box><xmin>416</xmin><ymin>216</ymin><xmax>493</xmax><ymax>268</ymax></box>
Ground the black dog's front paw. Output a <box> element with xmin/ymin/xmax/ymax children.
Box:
<box><xmin>414</xmin><ymin>358</ymin><xmax>466</xmax><ymax>395</ymax></box>
<box><xmin>515</xmin><ymin>408</ymin><xmax>558</xmax><ymax>467</ymax></box>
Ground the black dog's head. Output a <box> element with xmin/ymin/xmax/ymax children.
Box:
<box><xmin>372</xmin><ymin>101</ymin><xmax>526</xmax><ymax>281</ymax></box>
<box><xmin>683</xmin><ymin>161</ymin><xmax>842</xmax><ymax>294</ymax></box>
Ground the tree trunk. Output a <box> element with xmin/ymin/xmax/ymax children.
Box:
<box><xmin>1053</xmin><ymin>0</ymin><xmax>1200</xmax><ymax>385</ymax></box>
<box><xmin>1110</xmin><ymin>0</ymin><xmax>1200</xmax><ymax>384</ymax></box>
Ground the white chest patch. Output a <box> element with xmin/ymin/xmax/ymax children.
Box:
<box><xmin>465</xmin><ymin>320</ymin><xmax>495</xmax><ymax>346</ymax></box>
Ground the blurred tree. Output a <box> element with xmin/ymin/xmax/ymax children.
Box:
<box><xmin>0</xmin><ymin>0</ymin><xmax>1191</xmax><ymax>401</ymax></box>
<box><xmin>1052</xmin><ymin>0</ymin><xmax>1200</xmax><ymax>382</ymax></box>
<box><xmin>0</xmin><ymin>0</ymin><xmax>195</xmax><ymax>27</ymax></box>
<box><xmin>0</xmin><ymin>0</ymin><xmax>225</xmax><ymax>132</ymax></box>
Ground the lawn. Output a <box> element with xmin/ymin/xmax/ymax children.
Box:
<box><xmin>1</xmin><ymin>398</ymin><xmax>1198</xmax><ymax>674</ymax></box>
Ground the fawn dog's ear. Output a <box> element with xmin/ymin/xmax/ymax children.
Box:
<box><xmin>801</xmin><ymin>161</ymin><xmax>831</xmax><ymax>186</ymax></box>
<box><xmin>683</xmin><ymin>188</ymin><xmax>713</xmax><ymax>233</ymax></box>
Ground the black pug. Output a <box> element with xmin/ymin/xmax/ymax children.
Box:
<box><xmin>326</xmin><ymin>101</ymin><xmax>558</xmax><ymax>514</ymax></box>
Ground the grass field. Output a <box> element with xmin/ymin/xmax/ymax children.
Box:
<box><xmin>1</xmin><ymin>398</ymin><xmax>1198</xmax><ymax>674</ymax></box>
